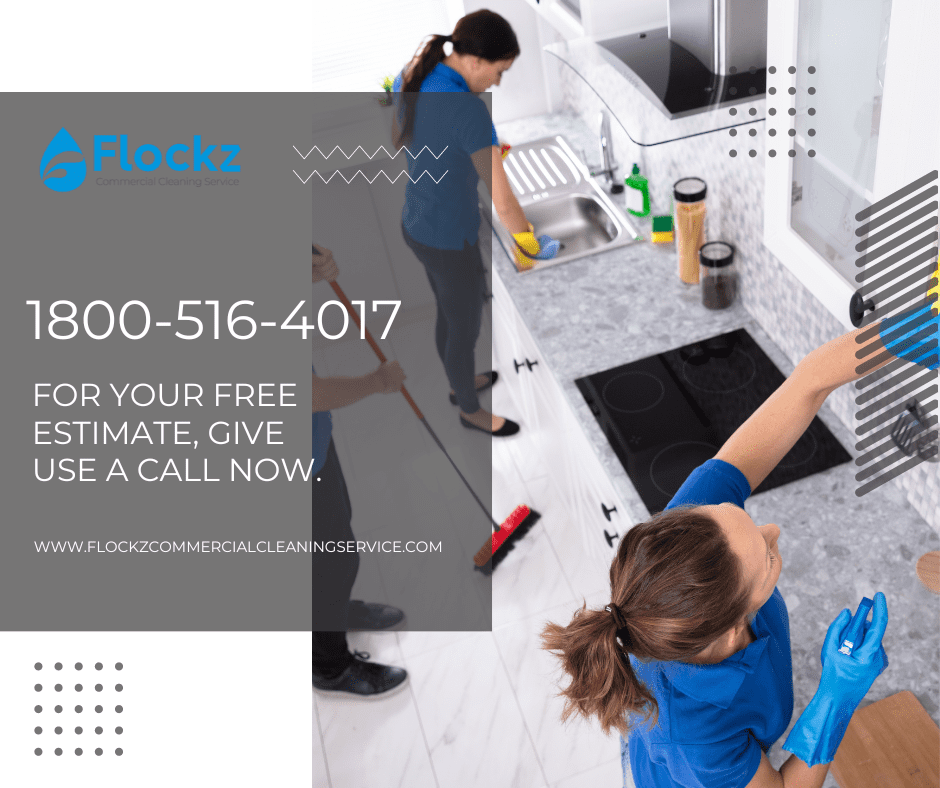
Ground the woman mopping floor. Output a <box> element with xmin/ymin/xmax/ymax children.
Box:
<box><xmin>542</xmin><ymin>307</ymin><xmax>938</xmax><ymax>788</ymax></box>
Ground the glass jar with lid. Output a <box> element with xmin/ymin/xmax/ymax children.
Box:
<box><xmin>699</xmin><ymin>241</ymin><xmax>737</xmax><ymax>309</ymax></box>
<box><xmin>674</xmin><ymin>177</ymin><xmax>707</xmax><ymax>284</ymax></box>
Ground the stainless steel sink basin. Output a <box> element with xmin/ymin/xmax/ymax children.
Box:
<box><xmin>485</xmin><ymin>135</ymin><xmax>640</xmax><ymax>272</ymax></box>
<box><xmin>524</xmin><ymin>194</ymin><xmax>620</xmax><ymax>257</ymax></box>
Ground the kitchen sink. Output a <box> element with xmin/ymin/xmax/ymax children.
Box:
<box><xmin>524</xmin><ymin>194</ymin><xmax>620</xmax><ymax>258</ymax></box>
<box><xmin>485</xmin><ymin>135</ymin><xmax>640</xmax><ymax>272</ymax></box>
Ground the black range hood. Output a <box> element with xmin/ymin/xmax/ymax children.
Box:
<box><xmin>596</xmin><ymin>27</ymin><xmax>766</xmax><ymax>120</ymax></box>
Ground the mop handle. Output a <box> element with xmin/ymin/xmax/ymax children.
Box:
<box><xmin>327</xmin><ymin>280</ymin><xmax>425</xmax><ymax>420</ymax></box>
<box><xmin>316</xmin><ymin>256</ymin><xmax>500</xmax><ymax>530</ymax></box>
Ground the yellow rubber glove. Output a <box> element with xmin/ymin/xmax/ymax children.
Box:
<box><xmin>512</xmin><ymin>231</ymin><xmax>541</xmax><ymax>271</ymax></box>
<box><xmin>512</xmin><ymin>225</ymin><xmax>562</xmax><ymax>271</ymax></box>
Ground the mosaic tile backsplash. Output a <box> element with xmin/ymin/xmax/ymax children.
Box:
<box><xmin>553</xmin><ymin>59</ymin><xmax>940</xmax><ymax>533</ymax></box>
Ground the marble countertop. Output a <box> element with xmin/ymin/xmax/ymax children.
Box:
<box><xmin>491</xmin><ymin>112</ymin><xmax>940</xmax><ymax>728</ymax></box>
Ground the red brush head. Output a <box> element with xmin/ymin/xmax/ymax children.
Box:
<box><xmin>473</xmin><ymin>505</ymin><xmax>540</xmax><ymax>571</ymax></box>
<box><xmin>492</xmin><ymin>505</ymin><xmax>531</xmax><ymax>552</ymax></box>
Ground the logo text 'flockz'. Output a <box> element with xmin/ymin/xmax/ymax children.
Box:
<box><xmin>40</xmin><ymin>129</ymin><xmax>241</xmax><ymax>192</ymax></box>
<box><xmin>40</xmin><ymin>128</ymin><xmax>87</xmax><ymax>192</ymax></box>
<box><xmin>92</xmin><ymin>135</ymin><xmax>241</xmax><ymax>173</ymax></box>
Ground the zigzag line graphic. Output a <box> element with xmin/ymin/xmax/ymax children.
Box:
<box><xmin>294</xmin><ymin>169</ymin><xmax>448</xmax><ymax>184</ymax></box>
<box><xmin>852</xmin><ymin>169</ymin><xmax>939</xmax><ymax>496</ymax></box>
<box><xmin>293</xmin><ymin>145</ymin><xmax>448</xmax><ymax>161</ymax></box>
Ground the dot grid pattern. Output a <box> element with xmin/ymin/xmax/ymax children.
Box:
<box><xmin>556</xmin><ymin>64</ymin><xmax>940</xmax><ymax>534</ymax></box>
<box><xmin>727</xmin><ymin>65</ymin><xmax>816</xmax><ymax>158</ymax></box>
<box><xmin>33</xmin><ymin>662</ymin><xmax>125</xmax><ymax>756</ymax></box>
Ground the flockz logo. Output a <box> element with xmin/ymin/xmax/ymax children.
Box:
<box><xmin>40</xmin><ymin>127</ymin><xmax>241</xmax><ymax>192</ymax></box>
<box><xmin>40</xmin><ymin>129</ymin><xmax>86</xmax><ymax>192</ymax></box>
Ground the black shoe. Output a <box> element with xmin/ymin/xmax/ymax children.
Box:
<box><xmin>460</xmin><ymin>415</ymin><xmax>520</xmax><ymax>437</ymax></box>
<box><xmin>347</xmin><ymin>600</ymin><xmax>405</xmax><ymax>631</ymax></box>
<box><xmin>449</xmin><ymin>370</ymin><xmax>499</xmax><ymax>405</ymax></box>
<box><xmin>313</xmin><ymin>651</ymin><xmax>408</xmax><ymax>699</ymax></box>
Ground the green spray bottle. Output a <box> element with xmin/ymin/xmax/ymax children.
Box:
<box><xmin>624</xmin><ymin>163</ymin><xmax>650</xmax><ymax>217</ymax></box>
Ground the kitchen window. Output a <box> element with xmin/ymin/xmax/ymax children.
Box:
<box><xmin>313</xmin><ymin>0</ymin><xmax>459</xmax><ymax>92</ymax></box>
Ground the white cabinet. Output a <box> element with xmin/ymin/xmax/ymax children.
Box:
<box><xmin>763</xmin><ymin>0</ymin><xmax>939</xmax><ymax>330</ymax></box>
<box><xmin>491</xmin><ymin>267</ymin><xmax>632</xmax><ymax>560</ymax></box>
<box><xmin>492</xmin><ymin>269</ymin><xmax>573</xmax><ymax>475</ymax></box>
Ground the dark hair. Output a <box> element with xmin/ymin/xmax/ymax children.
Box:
<box><xmin>394</xmin><ymin>10</ymin><xmax>520</xmax><ymax>147</ymax></box>
<box><xmin>540</xmin><ymin>505</ymin><xmax>752</xmax><ymax>736</ymax></box>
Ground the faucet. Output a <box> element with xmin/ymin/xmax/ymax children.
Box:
<box><xmin>596</xmin><ymin>111</ymin><xmax>624</xmax><ymax>194</ymax></box>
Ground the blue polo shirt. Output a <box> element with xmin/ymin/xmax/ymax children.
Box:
<box><xmin>624</xmin><ymin>459</ymin><xmax>795</xmax><ymax>788</ymax></box>
<box><xmin>393</xmin><ymin>62</ymin><xmax>499</xmax><ymax>250</ymax></box>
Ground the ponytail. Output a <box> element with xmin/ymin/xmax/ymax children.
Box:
<box><xmin>401</xmin><ymin>34</ymin><xmax>450</xmax><ymax>95</ymax></box>
<box><xmin>541</xmin><ymin>603</ymin><xmax>655</xmax><ymax>736</ymax></box>
<box><xmin>540</xmin><ymin>505</ymin><xmax>753</xmax><ymax>736</ymax></box>
<box><xmin>394</xmin><ymin>33</ymin><xmax>449</xmax><ymax>148</ymax></box>
<box><xmin>394</xmin><ymin>10</ymin><xmax>520</xmax><ymax>148</ymax></box>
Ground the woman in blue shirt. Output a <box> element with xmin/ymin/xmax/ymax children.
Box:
<box><xmin>538</xmin><ymin>312</ymin><xmax>940</xmax><ymax>788</ymax></box>
<box><xmin>394</xmin><ymin>10</ymin><xmax>558</xmax><ymax>436</ymax></box>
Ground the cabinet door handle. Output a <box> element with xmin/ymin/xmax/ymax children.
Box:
<box><xmin>601</xmin><ymin>503</ymin><xmax>617</xmax><ymax>521</ymax></box>
<box><xmin>850</xmin><ymin>291</ymin><xmax>876</xmax><ymax>327</ymax></box>
<box><xmin>604</xmin><ymin>529</ymin><xmax>619</xmax><ymax>548</ymax></box>
<box><xmin>514</xmin><ymin>357</ymin><xmax>540</xmax><ymax>373</ymax></box>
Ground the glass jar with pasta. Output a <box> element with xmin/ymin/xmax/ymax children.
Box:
<box><xmin>673</xmin><ymin>178</ymin><xmax>707</xmax><ymax>285</ymax></box>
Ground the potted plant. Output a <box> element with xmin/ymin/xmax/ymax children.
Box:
<box><xmin>378</xmin><ymin>75</ymin><xmax>395</xmax><ymax>106</ymax></box>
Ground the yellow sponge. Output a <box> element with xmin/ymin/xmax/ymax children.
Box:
<box><xmin>651</xmin><ymin>215</ymin><xmax>674</xmax><ymax>244</ymax></box>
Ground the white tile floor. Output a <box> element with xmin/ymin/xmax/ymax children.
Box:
<box><xmin>313</xmin><ymin>301</ymin><xmax>629</xmax><ymax>787</ymax></box>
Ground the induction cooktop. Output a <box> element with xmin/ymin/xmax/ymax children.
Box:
<box><xmin>575</xmin><ymin>329</ymin><xmax>851</xmax><ymax>513</ymax></box>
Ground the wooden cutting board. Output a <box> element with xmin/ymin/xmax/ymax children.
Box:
<box><xmin>831</xmin><ymin>691</ymin><xmax>939</xmax><ymax>788</ymax></box>
<box><xmin>916</xmin><ymin>552</ymin><xmax>940</xmax><ymax>594</ymax></box>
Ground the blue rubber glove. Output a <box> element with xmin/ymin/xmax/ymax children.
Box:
<box><xmin>880</xmin><ymin>303</ymin><xmax>939</xmax><ymax>371</ymax></box>
<box><xmin>783</xmin><ymin>592</ymin><xmax>889</xmax><ymax>766</ymax></box>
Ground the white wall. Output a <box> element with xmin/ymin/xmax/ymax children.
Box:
<box><xmin>462</xmin><ymin>0</ymin><xmax>669</xmax><ymax>125</ymax></box>
<box><xmin>463</xmin><ymin>0</ymin><xmax>558</xmax><ymax>123</ymax></box>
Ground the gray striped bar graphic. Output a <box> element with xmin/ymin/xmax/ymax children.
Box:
<box><xmin>856</xmin><ymin>171</ymin><xmax>939</xmax><ymax>220</ymax></box>
<box><xmin>854</xmin><ymin>170</ymin><xmax>939</xmax><ymax>495</ymax></box>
